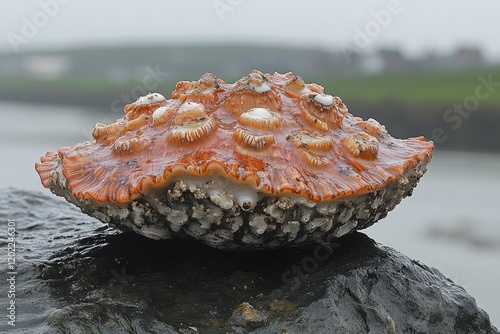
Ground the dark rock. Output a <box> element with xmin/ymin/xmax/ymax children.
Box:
<box><xmin>0</xmin><ymin>188</ymin><xmax>497</xmax><ymax>333</ymax></box>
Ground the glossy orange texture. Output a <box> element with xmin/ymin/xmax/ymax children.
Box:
<box><xmin>36</xmin><ymin>71</ymin><xmax>434</xmax><ymax>204</ymax></box>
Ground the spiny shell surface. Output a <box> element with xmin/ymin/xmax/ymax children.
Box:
<box><xmin>36</xmin><ymin>70</ymin><xmax>433</xmax><ymax>250</ymax></box>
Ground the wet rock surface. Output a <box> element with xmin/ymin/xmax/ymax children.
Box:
<box><xmin>0</xmin><ymin>188</ymin><xmax>497</xmax><ymax>333</ymax></box>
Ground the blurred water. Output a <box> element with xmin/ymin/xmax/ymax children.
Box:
<box><xmin>0</xmin><ymin>101</ymin><xmax>499</xmax><ymax>326</ymax></box>
<box><xmin>0</xmin><ymin>101</ymin><xmax>99</xmax><ymax>191</ymax></box>
<box><xmin>367</xmin><ymin>151</ymin><xmax>500</xmax><ymax>327</ymax></box>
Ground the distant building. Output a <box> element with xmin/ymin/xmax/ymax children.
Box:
<box><xmin>22</xmin><ymin>55</ymin><xmax>71</xmax><ymax>79</ymax></box>
<box><xmin>360</xmin><ymin>49</ymin><xmax>409</xmax><ymax>74</ymax></box>
<box><xmin>453</xmin><ymin>47</ymin><xmax>484</xmax><ymax>68</ymax></box>
<box><xmin>378</xmin><ymin>49</ymin><xmax>407</xmax><ymax>72</ymax></box>
<box><xmin>360</xmin><ymin>46</ymin><xmax>486</xmax><ymax>74</ymax></box>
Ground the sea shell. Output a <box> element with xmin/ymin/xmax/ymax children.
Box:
<box><xmin>35</xmin><ymin>70</ymin><xmax>434</xmax><ymax>250</ymax></box>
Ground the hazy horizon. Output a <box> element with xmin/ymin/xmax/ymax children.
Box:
<box><xmin>1</xmin><ymin>0</ymin><xmax>499</xmax><ymax>61</ymax></box>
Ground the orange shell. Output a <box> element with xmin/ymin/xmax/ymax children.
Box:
<box><xmin>35</xmin><ymin>71</ymin><xmax>434</xmax><ymax>205</ymax></box>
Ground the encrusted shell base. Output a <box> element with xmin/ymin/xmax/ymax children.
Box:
<box><xmin>47</xmin><ymin>155</ymin><xmax>430</xmax><ymax>250</ymax></box>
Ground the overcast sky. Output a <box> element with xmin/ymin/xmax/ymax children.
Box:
<box><xmin>1</xmin><ymin>0</ymin><xmax>499</xmax><ymax>61</ymax></box>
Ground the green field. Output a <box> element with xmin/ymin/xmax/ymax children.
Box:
<box><xmin>2</xmin><ymin>66</ymin><xmax>499</xmax><ymax>110</ymax></box>
<box><xmin>0</xmin><ymin>76</ymin><xmax>142</xmax><ymax>94</ymax></box>
<box><xmin>315</xmin><ymin>66</ymin><xmax>500</xmax><ymax>107</ymax></box>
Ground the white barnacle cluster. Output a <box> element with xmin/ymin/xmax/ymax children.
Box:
<box><xmin>60</xmin><ymin>160</ymin><xmax>425</xmax><ymax>249</ymax></box>
<box><xmin>181</xmin><ymin>174</ymin><xmax>259</xmax><ymax>212</ymax></box>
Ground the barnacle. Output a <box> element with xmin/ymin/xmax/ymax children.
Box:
<box><xmin>342</xmin><ymin>132</ymin><xmax>379</xmax><ymax>160</ymax></box>
<box><xmin>169</xmin><ymin>118</ymin><xmax>217</xmax><ymax>144</ymax></box>
<box><xmin>237</xmin><ymin>108</ymin><xmax>281</xmax><ymax>130</ymax></box>
<box><xmin>152</xmin><ymin>106</ymin><xmax>174</xmax><ymax>126</ymax></box>
<box><xmin>288</xmin><ymin>131</ymin><xmax>334</xmax><ymax>151</ymax></box>
<box><xmin>112</xmin><ymin>135</ymin><xmax>151</xmax><ymax>155</ymax></box>
<box><xmin>298</xmin><ymin>149</ymin><xmax>330</xmax><ymax>168</ymax></box>
<box><xmin>358</xmin><ymin>118</ymin><xmax>388</xmax><ymax>136</ymax></box>
<box><xmin>172</xmin><ymin>72</ymin><xmax>223</xmax><ymax>105</ymax></box>
<box><xmin>222</xmin><ymin>70</ymin><xmax>281</xmax><ymax>115</ymax></box>
<box><xmin>299</xmin><ymin>93</ymin><xmax>344</xmax><ymax>130</ymax></box>
<box><xmin>124</xmin><ymin>92</ymin><xmax>166</xmax><ymax>120</ymax></box>
<box><xmin>92</xmin><ymin>122</ymin><xmax>126</xmax><ymax>143</ymax></box>
<box><xmin>168</xmin><ymin>102</ymin><xmax>216</xmax><ymax>144</ymax></box>
<box><xmin>233</xmin><ymin>128</ymin><xmax>275</xmax><ymax>150</ymax></box>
